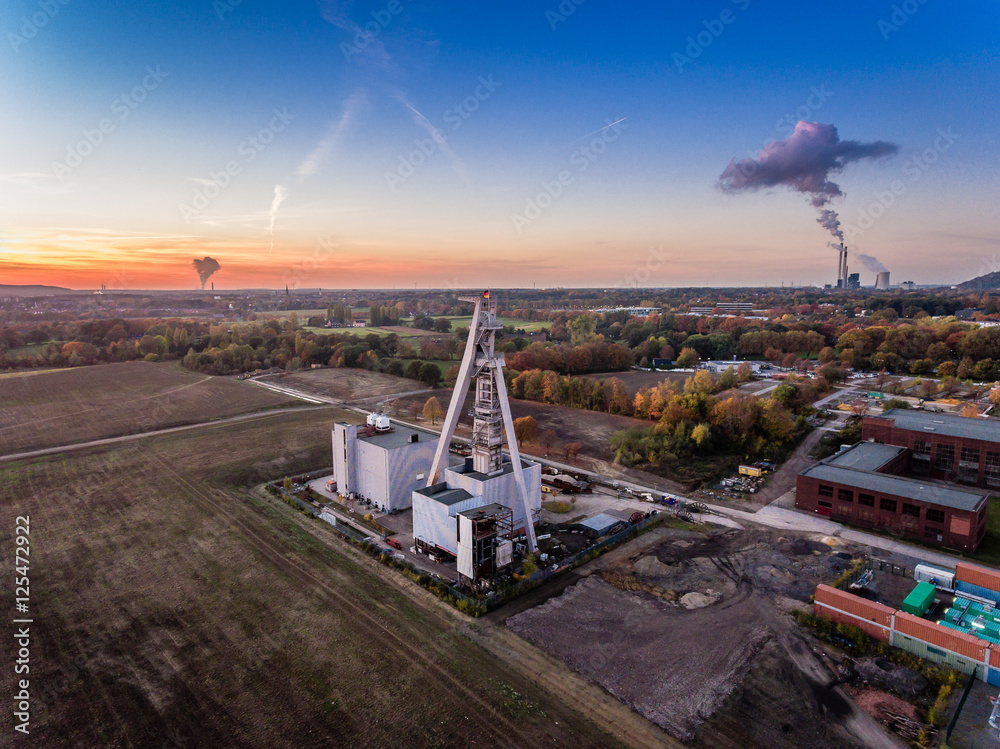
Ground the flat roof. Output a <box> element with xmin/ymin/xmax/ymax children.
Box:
<box><xmin>413</xmin><ymin>483</ymin><xmax>475</xmax><ymax>506</ymax></box>
<box><xmin>579</xmin><ymin>513</ymin><xmax>624</xmax><ymax>533</ymax></box>
<box><xmin>800</xmin><ymin>463</ymin><xmax>988</xmax><ymax>511</ymax></box>
<box><xmin>342</xmin><ymin>422</ymin><xmax>435</xmax><ymax>449</ymax></box>
<box><xmin>447</xmin><ymin>457</ymin><xmax>536</xmax><ymax>482</ymax></box>
<box><xmin>826</xmin><ymin>442</ymin><xmax>907</xmax><ymax>472</ymax></box>
<box><xmin>874</xmin><ymin>408</ymin><xmax>1000</xmax><ymax>444</ymax></box>
<box><xmin>457</xmin><ymin>502</ymin><xmax>509</xmax><ymax>519</ymax></box>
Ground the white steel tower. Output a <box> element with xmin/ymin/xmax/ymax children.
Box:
<box><xmin>426</xmin><ymin>290</ymin><xmax>538</xmax><ymax>552</ymax></box>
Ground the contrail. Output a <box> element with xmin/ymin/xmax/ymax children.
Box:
<box><xmin>267</xmin><ymin>184</ymin><xmax>288</xmax><ymax>255</ymax></box>
<box><xmin>578</xmin><ymin>117</ymin><xmax>628</xmax><ymax>141</ymax></box>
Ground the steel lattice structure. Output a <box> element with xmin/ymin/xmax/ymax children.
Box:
<box><xmin>426</xmin><ymin>290</ymin><xmax>538</xmax><ymax>552</ymax></box>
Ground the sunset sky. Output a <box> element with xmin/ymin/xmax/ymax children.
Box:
<box><xmin>1</xmin><ymin>1</ymin><xmax>997</xmax><ymax>290</ymax></box>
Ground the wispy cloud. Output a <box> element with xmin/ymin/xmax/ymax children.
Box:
<box><xmin>296</xmin><ymin>91</ymin><xmax>366</xmax><ymax>179</ymax></box>
<box><xmin>267</xmin><ymin>184</ymin><xmax>288</xmax><ymax>255</ymax></box>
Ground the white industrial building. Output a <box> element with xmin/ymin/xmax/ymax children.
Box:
<box><xmin>331</xmin><ymin>416</ymin><xmax>438</xmax><ymax>513</ymax></box>
<box><xmin>411</xmin><ymin>484</ymin><xmax>484</xmax><ymax>556</ymax></box>
<box><xmin>411</xmin><ymin>456</ymin><xmax>541</xmax><ymax>557</ymax></box>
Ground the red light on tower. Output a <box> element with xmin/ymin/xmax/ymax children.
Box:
<box><xmin>483</xmin><ymin>290</ymin><xmax>490</xmax><ymax>299</ymax></box>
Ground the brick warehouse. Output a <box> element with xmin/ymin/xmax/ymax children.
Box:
<box><xmin>862</xmin><ymin>408</ymin><xmax>1000</xmax><ymax>489</ymax></box>
<box><xmin>796</xmin><ymin>441</ymin><xmax>989</xmax><ymax>551</ymax></box>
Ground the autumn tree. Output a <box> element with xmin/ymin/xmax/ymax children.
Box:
<box><xmin>564</xmin><ymin>442</ymin><xmax>583</xmax><ymax>460</ymax></box>
<box><xmin>513</xmin><ymin>415</ymin><xmax>538</xmax><ymax>446</ymax></box>
<box><xmin>676</xmin><ymin>347</ymin><xmax>699</xmax><ymax>368</ymax></box>
<box><xmin>422</xmin><ymin>396</ymin><xmax>443</xmax><ymax>425</ymax></box>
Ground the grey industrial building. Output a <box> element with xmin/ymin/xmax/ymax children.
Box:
<box><xmin>331</xmin><ymin>421</ymin><xmax>438</xmax><ymax>513</ymax></box>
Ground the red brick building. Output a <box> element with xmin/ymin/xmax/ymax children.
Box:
<box><xmin>795</xmin><ymin>441</ymin><xmax>989</xmax><ymax>551</ymax></box>
<box><xmin>863</xmin><ymin>409</ymin><xmax>1000</xmax><ymax>489</ymax></box>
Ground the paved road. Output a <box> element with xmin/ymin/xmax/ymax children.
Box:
<box><xmin>0</xmin><ymin>404</ymin><xmax>332</xmax><ymax>463</ymax></box>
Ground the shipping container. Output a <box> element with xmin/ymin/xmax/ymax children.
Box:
<box><xmin>956</xmin><ymin>580</ymin><xmax>1000</xmax><ymax>605</ymax></box>
<box><xmin>894</xmin><ymin>612</ymin><xmax>987</xmax><ymax>661</ymax></box>
<box><xmin>814</xmin><ymin>584</ymin><xmax>894</xmax><ymax>626</ymax></box>
<box><xmin>915</xmin><ymin>563</ymin><xmax>955</xmax><ymax>591</ymax></box>
<box><xmin>955</xmin><ymin>562</ymin><xmax>1000</xmax><ymax>593</ymax></box>
<box><xmin>738</xmin><ymin>465</ymin><xmax>763</xmax><ymax>477</ymax></box>
<box><xmin>989</xmin><ymin>647</ymin><xmax>1000</xmax><ymax>669</ymax></box>
<box><xmin>901</xmin><ymin>582</ymin><xmax>937</xmax><ymax>616</ymax></box>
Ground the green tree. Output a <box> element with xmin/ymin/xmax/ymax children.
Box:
<box><xmin>418</xmin><ymin>362</ymin><xmax>441</xmax><ymax>386</ymax></box>
<box><xmin>718</xmin><ymin>366</ymin><xmax>738</xmax><ymax>390</ymax></box>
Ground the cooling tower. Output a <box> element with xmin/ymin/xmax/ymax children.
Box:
<box><xmin>875</xmin><ymin>271</ymin><xmax>890</xmax><ymax>289</ymax></box>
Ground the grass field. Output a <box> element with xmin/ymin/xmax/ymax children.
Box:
<box><xmin>0</xmin><ymin>361</ymin><xmax>302</xmax><ymax>455</ymax></box>
<box><xmin>0</xmin><ymin>410</ymin><xmax>625</xmax><ymax>748</ymax></box>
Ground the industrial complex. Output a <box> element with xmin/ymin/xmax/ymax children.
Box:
<box><xmin>326</xmin><ymin>290</ymin><xmax>543</xmax><ymax>590</ymax></box>
<box><xmin>796</xmin><ymin>407</ymin><xmax>1000</xmax><ymax>551</ymax></box>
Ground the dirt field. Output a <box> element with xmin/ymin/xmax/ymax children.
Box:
<box><xmin>508</xmin><ymin>526</ymin><xmax>903</xmax><ymax>748</ymax></box>
<box><xmin>393</xmin><ymin>387</ymin><xmax>650</xmax><ymax>462</ymax></box>
<box><xmin>0</xmin><ymin>409</ymin><xmax>627</xmax><ymax>748</ymax></box>
<box><xmin>0</xmin><ymin>362</ymin><xmax>300</xmax><ymax>455</ymax></box>
<box><xmin>281</xmin><ymin>367</ymin><xmax>429</xmax><ymax>404</ymax></box>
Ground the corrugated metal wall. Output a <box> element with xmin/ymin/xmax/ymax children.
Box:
<box><xmin>955</xmin><ymin>580</ymin><xmax>1000</xmax><ymax>604</ymax></box>
<box><xmin>955</xmin><ymin>562</ymin><xmax>1000</xmax><ymax>592</ymax></box>
<box><xmin>457</xmin><ymin>515</ymin><xmax>473</xmax><ymax>579</ymax></box>
<box><xmin>385</xmin><ymin>441</ymin><xmax>436</xmax><ymax>512</ymax></box>
<box><xmin>412</xmin><ymin>492</ymin><xmax>484</xmax><ymax>555</ymax></box>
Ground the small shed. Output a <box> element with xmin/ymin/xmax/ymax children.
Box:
<box><xmin>901</xmin><ymin>581</ymin><xmax>937</xmax><ymax>616</ymax></box>
<box><xmin>579</xmin><ymin>513</ymin><xmax>625</xmax><ymax>537</ymax></box>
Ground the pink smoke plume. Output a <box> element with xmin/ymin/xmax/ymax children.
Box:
<box><xmin>718</xmin><ymin>121</ymin><xmax>898</xmax><ymax>240</ymax></box>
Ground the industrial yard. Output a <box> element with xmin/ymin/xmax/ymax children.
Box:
<box><xmin>506</xmin><ymin>526</ymin><xmax>907</xmax><ymax>747</ymax></box>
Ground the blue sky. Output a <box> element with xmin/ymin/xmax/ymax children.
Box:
<box><xmin>1</xmin><ymin>0</ymin><xmax>997</xmax><ymax>289</ymax></box>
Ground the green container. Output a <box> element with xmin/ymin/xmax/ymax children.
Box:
<box><xmin>902</xmin><ymin>581</ymin><xmax>937</xmax><ymax>616</ymax></box>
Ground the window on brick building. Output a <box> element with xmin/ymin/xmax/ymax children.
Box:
<box><xmin>926</xmin><ymin>508</ymin><xmax>945</xmax><ymax>524</ymax></box>
<box><xmin>961</xmin><ymin>446</ymin><xmax>981</xmax><ymax>465</ymax></box>
<box><xmin>902</xmin><ymin>503</ymin><xmax>920</xmax><ymax>518</ymax></box>
<box><xmin>818</xmin><ymin>484</ymin><xmax>833</xmax><ymax>497</ymax></box>
<box><xmin>913</xmin><ymin>440</ymin><xmax>931</xmax><ymax>458</ymax></box>
<box><xmin>879</xmin><ymin>498</ymin><xmax>897</xmax><ymax>513</ymax></box>
<box><xmin>858</xmin><ymin>493</ymin><xmax>875</xmax><ymax>507</ymax></box>
<box><xmin>935</xmin><ymin>444</ymin><xmax>955</xmax><ymax>471</ymax></box>
<box><xmin>837</xmin><ymin>488</ymin><xmax>854</xmax><ymax>502</ymax></box>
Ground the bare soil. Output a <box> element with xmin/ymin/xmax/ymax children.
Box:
<box><xmin>281</xmin><ymin>367</ymin><xmax>428</xmax><ymax>403</ymax></box>
<box><xmin>393</xmin><ymin>387</ymin><xmax>650</xmax><ymax>462</ymax></box>
<box><xmin>0</xmin><ymin>409</ymin><xmax>625</xmax><ymax>748</ymax></box>
<box><xmin>0</xmin><ymin>361</ymin><xmax>298</xmax><ymax>455</ymax></box>
<box><xmin>508</xmin><ymin>526</ymin><xmax>903</xmax><ymax>748</ymax></box>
